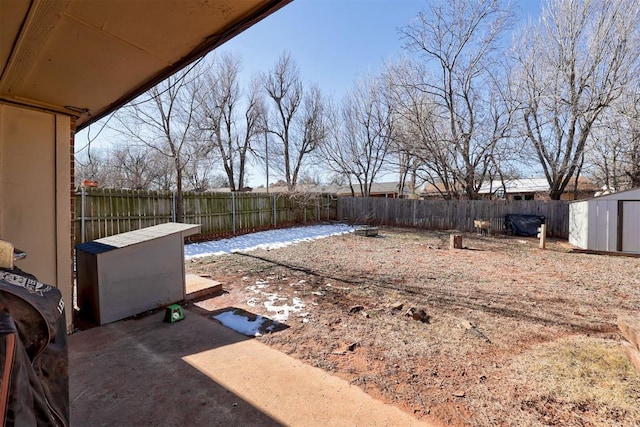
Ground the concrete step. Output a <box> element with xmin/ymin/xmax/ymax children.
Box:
<box><xmin>185</xmin><ymin>274</ymin><xmax>223</xmax><ymax>301</ymax></box>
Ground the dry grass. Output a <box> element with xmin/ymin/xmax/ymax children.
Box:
<box><xmin>186</xmin><ymin>227</ymin><xmax>640</xmax><ymax>426</ymax></box>
<box><xmin>513</xmin><ymin>337</ymin><xmax>640</xmax><ymax>426</ymax></box>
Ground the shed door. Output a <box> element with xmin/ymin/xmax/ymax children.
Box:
<box><xmin>622</xmin><ymin>201</ymin><xmax>640</xmax><ymax>253</ymax></box>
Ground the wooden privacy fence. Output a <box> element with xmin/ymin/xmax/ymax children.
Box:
<box><xmin>337</xmin><ymin>197</ymin><xmax>570</xmax><ymax>238</ymax></box>
<box><xmin>75</xmin><ymin>188</ymin><xmax>338</xmax><ymax>245</ymax></box>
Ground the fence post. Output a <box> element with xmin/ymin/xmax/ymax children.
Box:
<box><xmin>326</xmin><ymin>195</ymin><xmax>330</xmax><ymax>220</ymax></box>
<box><xmin>171</xmin><ymin>192</ymin><xmax>177</xmax><ymax>222</ymax></box>
<box><xmin>273</xmin><ymin>195</ymin><xmax>277</xmax><ymax>227</ymax></box>
<box><xmin>232</xmin><ymin>192</ymin><xmax>236</xmax><ymax>234</ymax></box>
<box><xmin>81</xmin><ymin>186</ymin><xmax>86</xmax><ymax>243</ymax></box>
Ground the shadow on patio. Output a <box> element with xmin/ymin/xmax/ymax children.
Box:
<box><xmin>69</xmin><ymin>308</ymin><xmax>282</xmax><ymax>426</ymax></box>
<box><xmin>69</xmin><ymin>304</ymin><xmax>431</xmax><ymax>426</ymax></box>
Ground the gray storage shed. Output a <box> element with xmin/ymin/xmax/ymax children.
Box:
<box><xmin>76</xmin><ymin>222</ymin><xmax>201</xmax><ymax>325</ymax></box>
<box><xmin>569</xmin><ymin>188</ymin><xmax>640</xmax><ymax>254</ymax></box>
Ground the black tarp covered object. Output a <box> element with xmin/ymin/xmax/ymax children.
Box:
<box><xmin>0</xmin><ymin>268</ymin><xmax>68</xmax><ymax>426</ymax></box>
<box><xmin>504</xmin><ymin>214</ymin><xmax>546</xmax><ymax>237</ymax></box>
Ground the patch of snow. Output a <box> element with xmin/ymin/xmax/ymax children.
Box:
<box><xmin>213</xmin><ymin>311</ymin><xmax>276</xmax><ymax>337</ymax></box>
<box><xmin>185</xmin><ymin>223</ymin><xmax>355</xmax><ymax>259</ymax></box>
<box><xmin>244</xmin><ymin>279</ymin><xmax>307</xmax><ymax>322</ymax></box>
<box><xmin>248</xmin><ymin>283</ymin><xmax>269</xmax><ymax>293</ymax></box>
<box><xmin>263</xmin><ymin>295</ymin><xmax>305</xmax><ymax>322</ymax></box>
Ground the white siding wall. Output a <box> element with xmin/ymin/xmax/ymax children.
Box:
<box><xmin>569</xmin><ymin>201</ymin><xmax>589</xmax><ymax>248</ymax></box>
<box><xmin>622</xmin><ymin>201</ymin><xmax>640</xmax><ymax>253</ymax></box>
<box><xmin>589</xmin><ymin>200</ymin><xmax>618</xmax><ymax>251</ymax></box>
<box><xmin>570</xmin><ymin>188</ymin><xmax>640</xmax><ymax>253</ymax></box>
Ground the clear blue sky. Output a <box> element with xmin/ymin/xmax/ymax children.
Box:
<box><xmin>216</xmin><ymin>0</ymin><xmax>426</xmax><ymax>98</ymax></box>
<box><xmin>77</xmin><ymin>0</ymin><xmax>543</xmax><ymax>186</ymax></box>
<box><xmin>215</xmin><ymin>0</ymin><xmax>543</xmax><ymax>99</ymax></box>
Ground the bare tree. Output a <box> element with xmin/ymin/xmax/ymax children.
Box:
<box><xmin>390</xmin><ymin>62</ymin><xmax>460</xmax><ymax>199</ymax></box>
<box><xmin>512</xmin><ymin>0</ymin><xmax>640</xmax><ymax>199</ymax></box>
<box><xmin>113</xmin><ymin>65</ymin><xmax>202</xmax><ymax>221</ymax></box>
<box><xmin>625</xmin><ymin>112</ymin><xmax>640</xmax><ymax>189</ymax></box>
<box><xmin>588</xmin><ymin>88</ymin><xmax>640</xmax><ymax>191</ymax></box>
<box><xmin>315</xmin><ymin>99</ymin><xmax>354</xmax><ymax>192</ymax></box>
<box><xmin>262</xmin><ymin>52</ymin><xmax>326</xmax><ymax>191</ymax></box>
<box><xmin>74</xmin><ymin>148</ymin><xmax>113</xmax><ymax>188</ymax></box>
<box><xmin>319</xmin><ymin>74</ymin><xmax>395</xmax><ymax>196</ymax></box>
<box><xmin>398</xmin><ymin>0</ymin><xmax>514</xmax><ymax>199</ymax></box>
<box><xmin>195</xmin><ymin>54</ymin><xmax>263</xmax><ymax>191</ymax></box>
<box><xmin>179</xmin><ymin>142</ymin><xmax>214</xmax><ymax>191</ymax></box>
<box><xmin>107</xmin><ymin>145</ymin><xmax>168</xmax><ymax>190</ymax></box>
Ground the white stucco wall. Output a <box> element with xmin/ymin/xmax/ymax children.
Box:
<box><xmin>0</xmin><ymin>103</ymin><xmax>73</xmax><ymax>329</ymax></box>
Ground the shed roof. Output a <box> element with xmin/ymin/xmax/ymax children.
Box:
<box><xmin>581</xmin><ymin>186</ymin><xmax>640</xmax><ymax>202</ymax></box>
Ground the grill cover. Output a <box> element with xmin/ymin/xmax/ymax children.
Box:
<box><xmin>504</xmin><ymin>214</ymin><xmax>546</xmax><ymax>237</ymax></box>
<box><xmin>0</xmin><ymin>268</ymin><xmax>68</xmax><ymax>426</ymax></box>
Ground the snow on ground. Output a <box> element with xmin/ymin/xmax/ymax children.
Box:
<box><xmin>191</xmin><ymin>223</ymin><xmax>354</xmax><ymax>335</ymax></box>
<box><xmin>184</xmin><ymin>223</ymin><xmax>355</xmax><ymax>259</ymax></box>
<box><xmin>247</xmin><ymin>280</ymin><xmax>307</xmax><ymax>323</ymax></box>
<box><xmin>213</xmin><ymin>311</ymin><xmax>276</xmax><ymax>337</ymax></box>
<box><xmin>212</xmin><ymin>276</ymin><xmax>309</xmax><ymax>336</ymax></box>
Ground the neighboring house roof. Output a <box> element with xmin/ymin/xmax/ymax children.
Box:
<box><xmin>421</xmin><ymin>182</ymin><xmax>451</xmax><ymax>196</ymax></box>
<box><xmin>235</xmin><ymin>181</ymin><xmax>408</xmax><ymax>196</ymax></box>
<box><xmin>326</xmin><ymin>181</ymin><xmax>408</xmax><ymax>196</ymax></box>
<box><xmin>0</xmin><ymin>0</ymin><xmax>291</xmax><ymax>130</ymax></box>
<box><xmin>359</xmin><ymin>181</ymin><xmax>403</xmax><ymax>195</ymax></box>
<box><xmin>479</xmin><ymin>177</ymin><xmax>597</xmax><ymax>195</ymax></box>
<box><xmin>478</xmin><ymin>178</ymin><xmax>549</xmax><ymax>194</ymax></box>
<box><xmin>422</xmin><ymin>177</ymin><xmax>597</xmax><ymax>197</ymax></box>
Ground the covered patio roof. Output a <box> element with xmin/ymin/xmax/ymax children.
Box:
<box><xmin>0</xmin><ymin>0</ymin><xmax>291</xmax><ymax>130</ymax></box>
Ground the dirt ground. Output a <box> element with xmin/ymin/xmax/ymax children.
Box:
<box><xmin>185</xmin><ymin>227</ymin><xmax>640</xmax><ymax>426</ymax></box>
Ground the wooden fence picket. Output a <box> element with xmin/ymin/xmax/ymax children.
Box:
<box><xmin>75</xmin><ymin>189</ymin><xmax>570</xmax><ymax>245</ymax></box>
<box><xmin>336</xmin><ymin>197</ymin><xmax>570</xmax><ymax>238</ymax></box>
<box><xmin>75</xmin><ymin>189</ymin><xmax>339</xmax><ymax>245</ymax></box>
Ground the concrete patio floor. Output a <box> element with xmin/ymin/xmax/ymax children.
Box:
<box><xmin>69</xmin><ymin>306</ymin><xmax>432</xmax><ymax>426</ymax></box>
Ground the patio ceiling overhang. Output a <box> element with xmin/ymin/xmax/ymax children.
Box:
<box><xmin>0</xmin><ymin>0</ymin><xmax>291</xmax><ymax>130</ymax></box>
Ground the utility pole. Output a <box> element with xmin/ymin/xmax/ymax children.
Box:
<box><xmin>265</xmin><ymin>130</ymin><xmax>269</xmax><ymax>194</ymax></box>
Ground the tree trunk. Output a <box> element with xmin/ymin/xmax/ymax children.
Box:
<box><xmin>175</xmin><ymin>166</ymin><xmax>184</xmax><ymax>222</ymax></box>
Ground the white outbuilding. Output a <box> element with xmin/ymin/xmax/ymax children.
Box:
<box><xmin>569</xmin><ymin>188</ymin><xmax>640</xmax><ymax>254</ymax></box>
